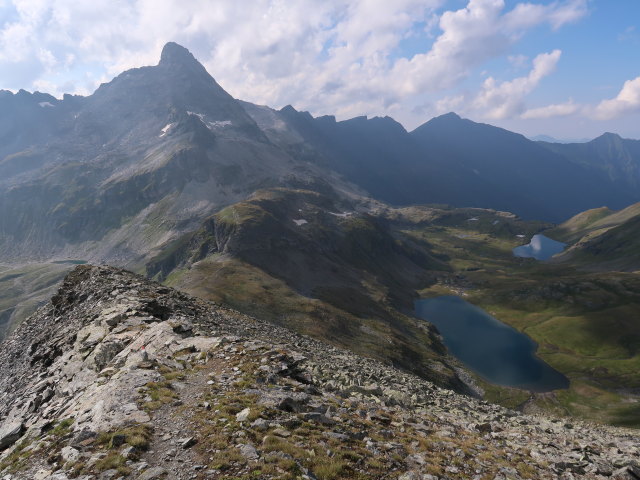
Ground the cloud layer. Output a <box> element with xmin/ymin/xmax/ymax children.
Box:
<box><xmin>3</xmin><ymin>0</ymin><xmax>635</xmax><ymax>134</ymax></box>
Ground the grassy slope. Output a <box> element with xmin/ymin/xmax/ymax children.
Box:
<box><xmin>400</xmin><ymin>209</ymin><xmax>640</xmax><ymax>426</ymax></box>
<box><xmin>154</xmin><ymin>189</ymin><xmax>466</xmax><ymax>392</ymax></box>
<box><xmin>165</xmin><ymin>255</ymin><xmax>451</xmax><ymax>379</ymax></box>
<box><xmin>150</xmin><ymin>191</ymin><xmax>640</xmax><ymax>426</ymax></box>
<box><xmin>548</xmin><ymin>202</ymin><xmax>640</xmax><ymax>272</ymax></box>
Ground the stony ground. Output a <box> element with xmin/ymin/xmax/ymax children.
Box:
<box><xmin>0</xmin><ymin>265</ymin><xmax>638</xmax><ymax>480</ymax></box>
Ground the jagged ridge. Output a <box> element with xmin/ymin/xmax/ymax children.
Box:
<box><xmin>0</xmin><ymin>266</ymin><xmax>638</xmax><ymax>479</ymax></box>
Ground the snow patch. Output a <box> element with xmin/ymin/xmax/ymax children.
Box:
<box><xmin>293</xmin><ymin>219</ymin><xmax>308</xmax><ymax>226</ymax></box>
<box><xmin>467</xmin><ymin>217</ymin><xmax>479</xmax><ymax>221</ymax></box>
<box><xmin>39</xmin><ymin>102</ymin><xmax>54</xmax><ymax>108</ymax></box>
<box><xmin>329</xmin><ymin>212</ymin><xmax>352</xmax><ymax>218</ymax></box>
<box><xmin>209</xmin><ymin>120</ymin><xmax>232</xmax><ymax>128</ymax></box>
<box><xmin>187</xmin><ymin>111</ymin><xmax>232</xmax><ymax>130</ymax></box>
<box><xmin>159</xmin><ymin>123</ymin><xmax>175</xmax><ymax>138</ymax></box>
<box><xmin>187</xmin><ymin>111</ymin><xmax>206</xmax><ymax>121</ymax></box>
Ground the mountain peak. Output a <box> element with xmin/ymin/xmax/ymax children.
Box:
<box><xmin>159</xmin><ymin>42</ymin><xmax>202</xmax><ymax>69</ymax></box>
<box><xmin>601</xmin><ymin>132</ymin><xmax>621</xmax><ymax>139</ymax></box>
<box><xmin>439</xmin><ymin>112</ymin><xmax>461</xmax><ymax>120</ymax></box>
<box><xmin>592</xmin><ymin>132</ymin><xmax>623</xmax><ymax>144</ymax></box>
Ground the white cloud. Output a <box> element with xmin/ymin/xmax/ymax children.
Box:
<box><xmin>472</xmin><ymin>49</ymin><xmax>562</xmax><ymax>119</ymax></box>
<box><xmin>593</xmin><ymin>76</ymin><xmax>640</xmax><ymax>120</ymax></box>
<box><xmin>0</xmin><ymin>0</ymin><xmax>588</xmax><ymax>127</ymax></box>
<box><xmin>504</xmin><ymin>0</ymin><xmax>587</xmax><ymax>31</ymax></box>
<box><xmin>387</xmin><ymin>0</ymin><xmax>586</xmax><ymax>99</ymax></box>
<box><xmin>521</xmin><ymin>99</ymin><xmax>579</xmax><ymax>119</ymax></box>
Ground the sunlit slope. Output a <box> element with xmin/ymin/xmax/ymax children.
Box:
<box><xmin>550</xmin><ymin>202</ymin><xmax>640</xmax><ymax>271</ymax></box>
<box><xmin>145</xmin><ymin>188</ymin><xmax>471</xmax><ymax>392</ymax></box>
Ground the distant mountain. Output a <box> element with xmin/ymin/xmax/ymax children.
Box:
<box><xmin>409</xmin><ymin>113</ymin><xmax>637</xmax><ymax>221</ymax></box>
<box><xmin>2</xmin><ymin>42</ymin><xmax>638</xmax><ymax>268</ymax></box>
<box><xmin>539</xmin><ymin>133</ymin><xmax>640</xmax><ymax>191</ymax></box>
<box><xmin>0</xmin><ymin>43</ymin><xmax>356</xmax><ymax>265</ymax></box>
<box><xmin>530</xmin><ymin>134</ymin><xmax>560</xmax><ymax>143</ymax></box>
<box><xmin>529</xmin><ymin>134</ymin><xmax>591</xmax><ymax>143</ymax></box>
<box><xmin>248</xmin><ymin>105</ymin><xmax>637</xmax><ymax>222</ymax></box>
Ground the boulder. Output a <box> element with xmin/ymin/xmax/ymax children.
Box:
<box><xmin>61</xmin><ymin>446</ymin><xmax>81</xmax><ymax>463</ymax></box>
<box><xmin>136</xmin><ymin>467</ymin><xmax>168</xmax><ymax>480</ymax></box>
<box><xmin>236</xmin><ymin>407</ymin><xmax>251</xmax><ymax>422</ymax></box>
<box><xmin>239</xmin><ymin>443</ymin><xmax>259</xmax><ymax>461</ymax></box>
<box><xmin>0</xmin><ymin>420</ymin><xmax>23</xmax><ymax>450</ymax></box>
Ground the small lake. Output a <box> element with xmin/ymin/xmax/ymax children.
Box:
<box><xmin>415</xmin><ymin>296</ymin><xmax>569</xmax><ymax>392</ymax></box>
<box><xmin>513</xmin><ymin>234</ymin><xmax>566</xmax><ymax>261</ymax></box>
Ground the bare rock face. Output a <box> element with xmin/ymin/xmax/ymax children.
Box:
<box><xmin>0</xmin><ymin>265</ymin><xmax>638</xmax><ymax>479</ymax></box>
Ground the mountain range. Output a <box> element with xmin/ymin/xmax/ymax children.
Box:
<box><xmin>2</xmin><ymin>43</ymin><xmax>640</xmax><ymax>268</ymax></box>
<box><xmin>1</xmin><ymin>42</ymin><xmax>640</xmax><ymax>431</ymax></box>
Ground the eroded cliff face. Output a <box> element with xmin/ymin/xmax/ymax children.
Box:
<box><xmin>0</xmin><ymin>265</ymin><xmax>638</xmax><ymax>480</ymax></box>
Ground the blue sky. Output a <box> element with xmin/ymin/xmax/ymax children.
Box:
<box><xmin>0</xmin><ymin>0</ymin><xmax>639</xmax><ymax>140</ymax></box>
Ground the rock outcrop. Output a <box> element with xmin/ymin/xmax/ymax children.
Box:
<box><xmin>0</xmin><ymin>265</ymin><xmax>638</xmax><ymax>479</ymax></box>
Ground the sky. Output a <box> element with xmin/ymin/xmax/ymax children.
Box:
<box><xmin>0</xmin><ymin>0</ymin><xmax>639</xmax><ymax>140</ymax></box>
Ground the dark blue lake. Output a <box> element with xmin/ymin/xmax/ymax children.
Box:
<box><xmin>415</xmin><ymin>296</ymin><xmax>569</xmax><ymax>392</ymax></box>
<box><xmin>513</xmin><ymin>234</ymin><xmax>566</xmax><ymax>261</ymax></box>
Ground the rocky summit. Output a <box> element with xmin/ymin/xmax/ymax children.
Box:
<box><xmin>0</xmin><ymin>265</ymin><xmax>637</xmax><ymax>480</ymax></box>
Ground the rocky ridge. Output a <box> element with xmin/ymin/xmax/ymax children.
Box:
<box><xmin>0</xmin><ymin>265</ymin><xmax>638</xmax><ymax>479</ymax></box>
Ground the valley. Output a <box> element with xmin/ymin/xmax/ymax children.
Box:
<box><xmin>402</xmin><ymin>209</ymin><xmax>640</xmax><ymax>427</ymax></box>
<box><xmin>142</xmin><ymin>186</ymin><xmax>640</xmax><ymax>427</ymax></box>
<box><xmin>0</xmin><ymin>42</ymin><xmax>639</xmax><ymax>435</ymax></box>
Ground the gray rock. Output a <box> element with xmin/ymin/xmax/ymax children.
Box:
<box><xmin>250</xmin><ymin>418</ymin><xmax>269</xmax><ymax>431</ymax></box>
<box><xmin>179</xmin><ymin>436</ymin><xmax>197</xmax><ymax>448</ymax></box>
<box><xmin>398</xmin><ymin>472</ymin><xmax>422</xmax><ymax>480</ymax></box>
<box><xmin>92</xmin><ymin>340</ymin><xmax>126</xmax><ymax>372</ymax></box>
<box><xmin>612</xmin><ymin>466</ymin><xmax>640</xmax><ymax>480</ymax></box>
<box><xmin>121</xmin><ymin>445</ymin><xmax>137</xmax><ymax>459</ymax></box>
<box><xmin>46</xmin><ymin>474</ymin><xmax>72</xmax><ymax>480</ymax></box>
<box><xmin>476</xmin><ymin>422</ymin><xmax>493</xmax><ymax>433</ymax></box>
<box><xmin>236</xmin><ymin>407</ymin><xmax>251</xmax><ymax>422</ymax></box>
<box><xmin>272</xmin><ymin>428</ymin><xmax>291</xmax><ymax>438</ymax></box>
<box><xmin>98</xmin><ymin>470</ymin><xmax>119</xmax><ymax>480</ymax></box>
<box><xmin>239</xmin><ymin>443</ymin><xmax>259</xmax><ymax>461</ymax></box>
<box><xmin>405</xmin><ymin>453</ymin><xmax>426</xmax><ymax>468</ymax></box>
<box><xmin>323</xmin><ymin>431</ymin><xmax>349</xmax><ymax>441</ymax></box>
<box><xmin>595</xmin><ymin>462</ymin><xmax>614</xmax><ymax>476</ymax></box>
<box><xmin>0</xmin><ymin>420</ymin><xmax>23</xmax><ymax>450</ymax></box>
<box><xmin>60</xmin><ymin>446</ymin><xmax>81</xmax><ymax>463</ymax></box>
<box><xmin>136</xmin><ymin>467</ymin><xmax>167</xmax><ymax>480</ymax></box>
<box><xmin>258</xmin><ymin>391</ymin><xmax>311</xmax><ymax>412</ymax></box>
<box><xmin>301</xmin><ymin>412</ymin><xmax>334</xmax><ymax>425</ymax></box>
<box><xmin>628</xmin><ymin>462</ymin><xmax>640</xmax><ymax>477</ymax></box>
